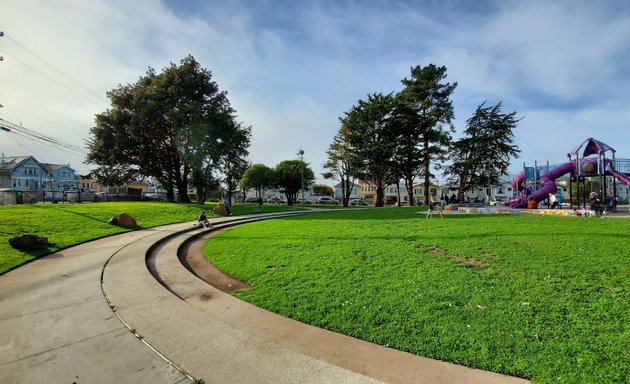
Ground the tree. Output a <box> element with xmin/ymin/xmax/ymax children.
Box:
<box><xmin>340</xmin><ymin>93</ymin><xmax>399</xmax><ymax>207</ymax></box>
<box><xmin>87</xmin><ymin>55</ymin><xmax>249</xmax><ymax>202</ymax></box>
<box><xmin>399</xmin><ymin>64</ymin><xmax>457</xmax><ymax>205</ymax></box>
<box><xmin>312</xmin><ymin>184</ymin><xmax>333</xmax><ymax>196</ymax></box>
<box><xmin>323</xmin><ymin>125</ymin><xmax>359</xmax><ymax>207</ymax></box>
<box><xmin>218</xmin><ymin>123</ymin><xmax>251</xmax><ymax>202</ymax></box>
<box><xmin>275</xmin><ymin>160</ymin><xmax>315</xmax><ymax>206</ymax></box>
<box><xmin>240</xmin><ymin>163</ymin><xmax>275</xmax><ymax>200</ymax></box>
<box><xmin>389</xmin><ymin>98</ymin><xmax>421</xmax><ymax>205</ymax></box>
<box><xmin>225</xmin><ymin>159</ymin><xmax>250</xmax><ymax>202</ymax></box>
<box><xmin>444</xmin><ymin>102</ymin><xmax>521</xmax><ymax>192</ymax></box>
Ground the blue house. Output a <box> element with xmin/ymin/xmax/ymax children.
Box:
<box><xmin>0</xmin><ymin>154</ymin><xmax>79</xmax><ymax>192</ymax></box>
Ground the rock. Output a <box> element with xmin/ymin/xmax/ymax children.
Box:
<box><xmin>117</xmin><ymin>212</ymin><xmax>137</xmax><ymax>227</ymax></box>
<box><xmin>9</xmin><ymin>234</ymin><xmax>49</xmax><ymax>250</ymax></box>
<box><xmin>107</xmin><ymin>217</ymin><xmax>119</xmax><ymax>225</ymax></box>
<box><xmin>213</xmin><ymin>205</ymin><xmax>228</xmax><ymax>216</ymax></box>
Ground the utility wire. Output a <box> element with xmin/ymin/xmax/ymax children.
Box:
<box><xmin>4</xmin><ymin>34</ymin><xmax>109</xmax><ymax>105</ymax></box>
<box><xmin>0</xmin><ymin>117</ymin><xmax>87</xmax><ymax>156</ymax></box>
<box><xmin>0</xmin><ymin>48</ymin><xmax>109</xmax><ymax>110</ymax></box>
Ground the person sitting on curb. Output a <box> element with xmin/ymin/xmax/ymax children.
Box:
<box><xmin>197</xmin><ymin>211</ymin><xmax>212</xmax><ymax>229</ymax></box>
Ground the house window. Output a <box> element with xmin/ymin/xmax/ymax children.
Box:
<box><xmin>24</xmin><ymin>166</ymin><xmax>38</xmax><ymax>175</ymax></box>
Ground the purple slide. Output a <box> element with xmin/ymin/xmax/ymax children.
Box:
<box><xmin>509</xmin><ymin>161</ymin><xmax>575</xmax><ymax>208</ymax></box>
<box><xmin>607</xmin><ymin>169</ymin><xmax>630</xmax><ymax>187</ymax></box>
<box><xmin>512</xmin><ymin>171</ymin><xmax>525</xmax><ymax>191</ymax></box>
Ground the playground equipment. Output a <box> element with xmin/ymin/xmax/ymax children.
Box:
<box><xmin>508</xmin><ymin>138</ymin><xmax>630</xmax><ymax>209</ymax></box>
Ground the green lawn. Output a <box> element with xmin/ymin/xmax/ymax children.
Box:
<box><xmin>0</xmin><ymin>201</ymin><xmax>300</xmax><ymax>274</ymax></box>
<box><xmin>203</xmin><ymin>208</ymin><xmax>629</xmax><ymax>383</ymax></box>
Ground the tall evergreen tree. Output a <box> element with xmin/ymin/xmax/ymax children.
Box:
<box><xmin>340</xmin><ymin>93</ymin><xmax>399</xmax><ymax>207</ymax></box>
<box><xmin>399</xmin><ymin>64</ymin><xmax>457</xmax><ymax>205</ymax></box>
<box><xmin>444</xmin><ymin>101</ymin><xmax>521</xmax><ymax>192</ymax></box>
<box><xmin>323</xmin><ymin>125</ymin><xmax>358</xmax><ymax>207</ymax></box>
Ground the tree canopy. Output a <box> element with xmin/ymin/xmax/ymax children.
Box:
<box><xmin>87</xmin><ymin>55</ymin><xmax>250</xmax><ymax>202</ymax></box>
<box><xmin>340</xmin><ymin>93</ymin><xmax>399</xmax><ymax>207</ymax></box>
<box><xmin>240</xmin><ymin>163</ymin><xmax>275</xmax><ymax>200</ymax></box>
<box><xmin>398</xmin><ymin>64</ymin><xmax>457</xmax><ymax>205</ymax></box>
<box><xmin>275</xmin><ymin>160</ymin><xmax>315</xmax><ymax>206</ymax></box>
<box><xmin>444</xmin><ymin>101</ymin><xmax>521</xmax><ymax>192</ymax></box>
<box><xmin>323</xmin><ymin>125</ymin><xmax>358</xmax><ymax>207</ymax></box>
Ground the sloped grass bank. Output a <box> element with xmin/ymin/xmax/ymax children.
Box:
<box><xmin>0</xmin><ymin>201</ymin><xmax>300</xmax><ymax>274</ymax></box>
<box><xmin>203</xmin><ymin>209</ymin><xmax>629</xmax><ymax>383</ymax></box>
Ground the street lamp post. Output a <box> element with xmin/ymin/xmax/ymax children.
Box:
<box><xmin>298</xmin><ymin>149</ymin><xmax>304</xmax><ymax>207</ymax></box>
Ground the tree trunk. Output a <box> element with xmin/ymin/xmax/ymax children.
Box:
<box><xmin>423</xmin><ymin>137</ymin><xmax>431</xmax><ymax>206</ymax></box>
<box><xmin>375</xmin><ymin>181</ymin><xmax>384</xmax><ymax>207</ymax></box>
<box><xmin>405</xmin><ymin>174</ymin><xmax>415</xmax><ymax>206</ymax></box>
<box><xmin>396</xmin><ymin>181</ymin><xmax>401</xmax><ymax>206</ymax></box>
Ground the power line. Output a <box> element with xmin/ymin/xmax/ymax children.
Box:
<box><xmin>0</xmin><ymin>117</ymin><xmax>87</xmax><ymax>156</ymax></box>
<box><xmin>4</xmin><ymin>34</ymin><xmax>109</xmax><ymax>105</ymax></box>
<box><xmin>0</xmin><ymin>48</ymin><xmax>110</xmax><ymax>110</ymax></box>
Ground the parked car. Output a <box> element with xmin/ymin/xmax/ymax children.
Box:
<box><xmin>316</xmin><ymin>196</ymin><xmax>339</xmax><ymax>204</ymax></box>
<box><xmin>267</xmin><ymin>196</ymin><xmax>285</xmax><ymax>204</ymax></box>
<box><xmin>296</xmin><ymin>197</ymin><xmax>312</xmax><ymax>204</ymax></box>
<box><xmin>350</xmin><ymin>199</ymin><xmax>369</xmax><ymax>206</ymax></box>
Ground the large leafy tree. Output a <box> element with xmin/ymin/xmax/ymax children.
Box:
<box><xmin>398</xmin><ymin>64</ymin><xmax>457</xmax><ymax>205</ymax></box>
<box><xmin>87</xmin><ymin>55</ymin><xmax>249</xmax><ymax>202</ymax></box>
<box><xmin>275</xmin><ymin>160</ymin><xmax>315</xmax><ymax>206</ymax></box>
<box><xmin>444</xmin><ymin>101</ymin><xmax>521</xmax><ymax>192</ymax></box>
<box><xmin>323</xmin><ymin>125</ymin><xmax>358</xmax><ymax>207</ymax></box>
<box><xmin>240</xmin><ymin>163</ymin><xmax>275</xmax><ymax>200</ymax></box>
<box><xmin>340</xmin><ymin>93</ymin><xmax>399</xmax><ymax>207</ymax></box>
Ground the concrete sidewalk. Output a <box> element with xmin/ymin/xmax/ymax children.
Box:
<box><xmin>1</xmin><ymin>213</ymin><xmax>530</xmax><ymax>384</ymax></box>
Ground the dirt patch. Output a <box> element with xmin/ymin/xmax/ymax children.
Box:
<box><xmin>179</xmin><ymin>231</ymin><xmax>251</xmax><ymax>293</ymax></box>
<box><xmin>428</xmin><ymin>246</ymin><xmax>489</xmax><ymax>268</ymax></box>
<box><xmin>482</xmin><ymin>252</ymin><xmax>496</xmax><ymax>259</ymax></box>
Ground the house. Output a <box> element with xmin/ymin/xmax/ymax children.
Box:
<box><xmin>357</xmin><ymin>180</ymin><xmax>414</xmax><ymax>204</ymax></box>
<box><xmin>0</xmin><ymin>155</ymin><xmax>78</xmax><ymax>192</ymax></box>
<box><xmin>410</xmin><ymin>182</ymin><xmax>440</xmax><ymax>205</ymax></box>
<box><xmin>333</xmin><ymin>182</ymin><xmax>358</xmax><ymax>201</ymax></box>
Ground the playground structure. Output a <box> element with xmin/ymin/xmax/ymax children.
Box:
<box><xmin>508</xmin><ymin>138</ymin><xmax>630</xmax><ymax>210</ymax></box>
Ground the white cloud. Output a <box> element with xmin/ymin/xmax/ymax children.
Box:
<box><xmin>1</xmin><ymin>0</ymin><xmax>629</xmax><ymax>182</ymax></box>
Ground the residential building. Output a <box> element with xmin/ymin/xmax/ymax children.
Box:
<box><xmin>333</xmin><ymin>182</ymin><xmax>358</xmax><ymax>201</ymax></box>
<box><xmin>410</xmin><ymin>182</ymin><xmax>440</xmax><ymax>205</ymax></box>
<box><xmin>0</xmin><ymin>155</ymin><xmax>78</xmax><ymax>192</ymax></box>
<box><xmin>357</xmin><ymin>180</ymin><xmax>414</xmax><ymax>204</ymax></box>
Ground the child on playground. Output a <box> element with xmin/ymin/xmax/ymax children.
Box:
<box><xmin>426</xmin><ymin>202</ymin><xmax>444</xmax><ymax>218</ymax></box>
<box><xmin>527</xmin><ymin>196</ymin><xmax>538</xmax><ymax>209</ymax></box>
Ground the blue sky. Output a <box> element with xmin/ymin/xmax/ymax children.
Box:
<box><xmin>1</xmin><ymin>0</ymin><xmax>630</xmax><ymax>184</ymax></box>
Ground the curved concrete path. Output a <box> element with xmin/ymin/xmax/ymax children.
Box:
<box><xmin>0</xmin><ymin>212</ymin><xmax>530</xmax><ymax>384</ymax></box>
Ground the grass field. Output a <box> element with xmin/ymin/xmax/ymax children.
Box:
<box><xmin>203</xmin><ymin>208</ymin><xmax>629</xmax><ymax>383</ymax></box>
<box><xmin>0</xmin><ymin>201</ymin><xmax>300</xmax><ymax>274</ymax></box>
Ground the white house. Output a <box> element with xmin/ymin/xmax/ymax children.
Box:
<box><xmin>333</xmin><ymin>182</ymin><xmax>358</xmax><ymax>201</ymax></box>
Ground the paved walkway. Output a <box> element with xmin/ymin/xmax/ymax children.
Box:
<box><xmin>0</xmin><ymin>212</ymin><xmax>530</xmax><ymax>384</ymax></box>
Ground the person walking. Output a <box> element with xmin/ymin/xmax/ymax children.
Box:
<box><xmin>548</xmin><ymin>192</ymin><xmax>558</xmax><ymax>209</ymax></box>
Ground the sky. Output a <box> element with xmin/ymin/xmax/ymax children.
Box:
<box><xmin>1</xmin><ymin>0</ymin><xmax>630</xmax><ymax>186</ymax></box>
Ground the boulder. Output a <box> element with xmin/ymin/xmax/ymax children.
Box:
<box><xmin>213</xmin><ymin>205</ymin><xmax>228</xmax><ymax>216</ymax></box>
<box><xmin>9</xmin><ymin>234</ymin><xmax>49</xmax><ymax>250</ymax></box>
<box><xmin>117</xmin><ymin>212</ymin><xmax>137</xmax><ymax>227</ymax></box>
